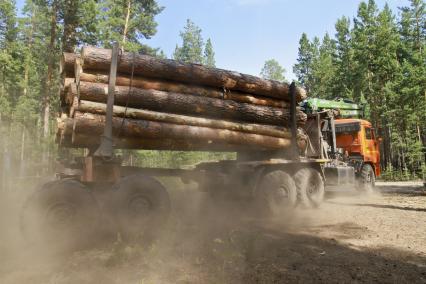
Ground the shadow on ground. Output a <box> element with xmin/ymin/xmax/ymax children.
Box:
<box><xmin>0</xmin><ymin>180</ymin><xmax>425</xmax><ymax>284</ymax></box>
<box><xmin>327</xmin><ymin>200</ymin><xmax>426</xmax><ymax>212</ymax></box>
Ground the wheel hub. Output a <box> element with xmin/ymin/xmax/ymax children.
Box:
<box><xmin>128</xmin><ymin>196</ymin><xmax>151</xmax><ymax>217</ymax></box>
<box><xmin>45</xmin><ymin>202</ymin><xmax>76</xmax><ymax>229</ymax></box>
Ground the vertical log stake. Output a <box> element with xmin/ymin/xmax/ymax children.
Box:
<box><xmin>289</xmin><ymin>82</ymin><xmax>299</xmax><ymax>160</ymax></box>
<box><xmin>94</xmin><ymin>42</ymin><xmax>119</xmax><ymax>158</ymax></box>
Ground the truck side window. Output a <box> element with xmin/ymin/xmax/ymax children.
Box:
<box><xmin>365</xmin><ymin>127</ymin><xmax>372</xmax><ymax>140</ymax></box>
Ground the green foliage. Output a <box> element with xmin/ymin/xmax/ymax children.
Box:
<box><xmin>260</xmin><ymin>59</ymin><xmax>286</xmax><ymax>82</ymax></box>
<box><xmin>174</xmin><ymin>19</ymin><xmax>205</xmax><ymax>64</ymax></box>
<box><xmin>293</xmin><ymin>33</ymin><xmax>316</xmax><ymax>92</ymax></box>
<box><xmin>204</xmin><ymin>38</ymin><xmax>216</xmax><ymax>67</ymax></box>
<box><xmin>98</xmin><ymin>0</ymin><xmax>164</xmax><ymax>52</ymax></box>
<box><xmin>294</xmin><ymin>0</ymin><xmax>426</xmax><ymax>178</ymax></box>
<box><xmin>310</xmin><ymin>33</ymin><xmax>337</xmax><ymax>99</ymax></box>
<box><xmin>173</xmin><ymin>19</ymin><xmax>216</xmax><ymax>67</ymax></box>
<box><xmin>334</xmin><ymin>16</ymin><xmax>354</xmax><ymax>99</ymax></box>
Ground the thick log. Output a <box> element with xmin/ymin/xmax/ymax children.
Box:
<box><xmin>81</xmin><ymin>46</ymin><xmax>307</xmax><ymax>101</ymax></box>
<box><xmin>62</xmin><ymin>77</ymin><xmax>75</xmax><ymax>89</ymax></box>
<box><xmin>72</xmin><ymin>112</ymin><xmax>293</xmax><ymax>149</ymax></box>
<box><xmin>69</xmin><ymin>82</ymin><xmax>307</xmax><ymax>126</ymax></box>
<box><xmin>60</xmin><ymin>52</ymin><xmax>79</xmax><ymax>76</ymax></box>
<box><xmin>61</xmin><ymin>133</ymin><xmax>257</xmax><ymax>151</ymax></box>
<box><xmin>79</xmin><ymin>71</ymin><xmax>288</xmax><ymax>108</ymax></box>
<box><xmin>76</xmin><ymin>100</ymin><xmax>291</xmax><ymax>138</ymax></box>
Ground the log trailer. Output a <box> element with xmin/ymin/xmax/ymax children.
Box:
<box><xmin>20</xmin><ymin>44</ymin><xmax>377</xmax><ymax>247</ymax></box>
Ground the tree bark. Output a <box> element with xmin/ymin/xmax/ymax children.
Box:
<box><xmin>60</xmin><ymin>52</ymin><xmax>79</xmax><ymax>76</ymax></box>
<box><xmin>81</xmin><ymin>46</ymin><xmax>307</xmax><ymax>101</ymax></box>
<box><xmin>43</xmin><ymin>0</ymin><xmax>58</xmax><ymax>138</ymax></box>
<box><xmin>61</xmin><ymin>0</ymin><xmax>78</xmax><ymax>53</ymax></box>
<box><xmin>75</xmin><ymin>100</ymin><xmax>292</xmax><ymax>138</ymax></box>
<box><xmin>61</xmin><ymin>133</ymin><xmax>257</xmax><ymax>152</ymax></box>
<box><xmin>78</xmin><ymin>71</ymin><xmax>288</xmax><ymax>108</ymax></box>
<box><xmin>72</xmin><ymin>112</ymin><xmax>293</xmax><ymax>150</ymax></box>
<box><xmin>122</xmin><ymin>0</ymin><xmax>131</xmax><ymax>49</ymax></box>
<box><xmin>68</xmin><ymin>82</ymin><xmax>307</xmax><ymax>126</ymax></box>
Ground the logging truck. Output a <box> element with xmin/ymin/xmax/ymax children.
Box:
<box><xmin>20</xmin><ymin>44</ymin><xmax>375</xmax><ymax>247</ymax></box>
<box><xmin>302</xmin><ymin>98</ymin><xmax>381</xmax><ymax>192</ymax></box>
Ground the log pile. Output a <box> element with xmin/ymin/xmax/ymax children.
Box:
<box><xmin>57</xmin><ymin>46</ymin><xmax>308</xmax><ymax>152</ymax></box>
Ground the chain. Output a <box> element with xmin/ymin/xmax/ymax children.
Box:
<box><xmin>118</xmin><ymin>51</ymin><xmax>136</xmax><ymax>138</ymax></box>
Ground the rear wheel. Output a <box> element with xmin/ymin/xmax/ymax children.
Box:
<box><xmin>21</xmin><ymin>179</ymin><xmax>100</xmax><ymax>250</ymax></box>
<box><xmin>294</xmin><ymin>168</ymin><xmax>325</xmax><ymax>208</ymax></box>
<box><xmin>109</xmin><ymin>175</ymin><xmax>171</xmax><ymax>241</ymax></box>
<box><xmin>255</xmin><ymin>170</ymin><xmax>297</xmax><ymax>217</ymax></box>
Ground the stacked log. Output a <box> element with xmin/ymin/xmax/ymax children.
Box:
<box><xmin>57</xmin><ymin>47</ymin><xmax>308</xmax><ymax>151</ymax></box>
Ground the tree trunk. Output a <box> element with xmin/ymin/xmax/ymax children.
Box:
<box><xmin>43</xmin><ymin>0</ymin><xmax>58</xmax><ymax>138</ymax></box>
<box><xmin>81</xmin><ymin>46</ymin><xmax>307</xmax><ymax>101</ymax></box>
<box><xmin>122</xmin><ymin>0</ymin><xmax>131</xmax><ymax>49</ymax></box>
<box><xmin>75</xmin><ymin>100</ymin><xmax>293</xmax><ymax>138</ymax></box>
<box><xmin>71</xmin><ymin>112</ymin><xmax>294</xmax><ymax>150</ymax></box>
<box><xmin>23</xmin><ymin>5</ymin><xmax>35</xmax><ymax>97</ymax></box>
<box><xmin>60</xmin><ymin>52</ymin><xmax>78</xmax><ymax>75</ymax></box>
<box><xmin>78</xmin><ymin>71</ymin><xmax>288</xmax><ymax>108</ymax></box>
<box><xmin>68</xmin><ymin>82</ymin><xmax>307</xmax><ymax>126</ymax></box>
<box><xmin>62</xmin><ymin>0</ymin><xmax>78</xmax><ymax>52</ymax></box>
<box><xmin>61</xmin><ymin>133</ymin><xmax>257</xmax><ymax>152</ymax></box>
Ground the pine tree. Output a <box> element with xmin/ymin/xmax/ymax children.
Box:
<box><xmin>391</xmin><ymin>0</ymin><xmax>426</xmax><ymax>174</ymax></box>
<box><xmin>310</xmin><ymin>33</ymin><xmax>338</xmax><ymax>99</ymax></box>
<box><xmin>98</xmin><ymin>0</ymin><xmax>163</xmax><ymax>52</ymax></box>
<box><xmin>293</xmin><ymin>33</ymin><xmax>318</xmax><ymax>93</ymax></box>
<box><xmin>334</xmin><ymin>16</ymin><xmax>354</xmax><ymax>98</ymax></box>
<box><xmin>260</xmin><ymin>59</ymin><xmax>286</xmax><ymax>82</ymax></box>
<box><xmin>173</xmin><ymin>19</ymin><xmax>205</xmax><ymax>64</ymax></box>
<box><xmin>0</xmin><ymin>0</ymin><xmax>18</xmax><ymax>118</ymax></box>
<box><xmin>352</xmin><ymin>0</ymin><xmax>379</xmax><ymax>105</ymax></box>
<box><xmin>204</xmin><ymin>38</ymin><xmax>215</xmax><ymax>67</ymax></box>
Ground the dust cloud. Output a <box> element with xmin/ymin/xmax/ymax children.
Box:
<box><xmin>0</xmin><ymin>176</ymin><xmax>425</xmax><ymax>284</ymax></box>
<box><xmin>0</xmin><ymin>174</ymin><xmax>304</xmax><ymax>284</ymax></box>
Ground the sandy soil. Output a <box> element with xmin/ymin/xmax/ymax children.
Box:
<box><xmin>0</xmin><ymin>181</ymin><xmax>425</xmax><ymax>283</ymax></box>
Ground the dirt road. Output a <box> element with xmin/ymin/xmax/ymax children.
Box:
<box><xmin>0</xmin><ymin>181</ymin><xmax>425</xmax><ymax>283</ymax></box>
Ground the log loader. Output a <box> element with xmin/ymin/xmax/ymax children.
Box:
<box><xmin>302</xmin><ymin>97</ymin><xmax>381</xmax><ymax>193</ymax></box>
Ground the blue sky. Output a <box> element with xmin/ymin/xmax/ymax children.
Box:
<box><xmin>16</xmin><ymin>0</ymin><xmax>409</xmax><ymax>79</ymax></box>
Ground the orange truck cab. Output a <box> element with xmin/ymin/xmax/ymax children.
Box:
<box><xmin>334</xmin><ymin>118</ymin><xmax>381</xmax><ymax>178</ymax></box>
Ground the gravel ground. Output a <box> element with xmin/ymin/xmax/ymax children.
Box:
<box><xmin>0</xmin><ymin>181</ymin><xmax>425</xmax><ymax>283</ymax></box>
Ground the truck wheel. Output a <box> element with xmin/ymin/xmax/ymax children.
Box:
<box><xmin>109</xmin><ymin>175</ymin><xmax>171</xmax><ymax>241</ymax></box>
<box><xmin>21</xmin><ymin>179</ymin><xmax>100</xmax><ymax>250</ymax></box>
<box><xmin>255</xmin><ymin>170</ymin><xmax>297</xmax><ymax>217</ymax></box>
<box><xmin>359</xmin><ymin>164</ymin><xmax>375</xmax><ymax>193</ymax></box>
<box><xmin>294</xmin><ymin>168</ymin><xmax>325</xmax><ymax>208</ymax></box>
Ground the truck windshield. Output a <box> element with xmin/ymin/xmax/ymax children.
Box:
<box><xmin>335</xmin><ymin>122</ymin><xmax>361</xmax><ymax>134</ymax></box>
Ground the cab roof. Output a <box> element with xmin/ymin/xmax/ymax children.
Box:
<box><xmin>335</xmin><ymin>118</ymin><xmax>372</xmax><ymax>127</ymax></box>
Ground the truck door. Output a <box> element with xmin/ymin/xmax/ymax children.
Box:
<box><xmin>363</xmin><ymin>127</ymin><xmax>380</xmax><ymax>175</ymax></box>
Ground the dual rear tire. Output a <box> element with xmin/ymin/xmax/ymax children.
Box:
<box><xmin>21</xmin><ymin>179</ymin><xmax>101</xmax><ymax>250</ymax></box>
<box><xmin>21</xmin><ymin>175</ymin><xmax>171</xmax><ymax>250</ymax></box>
<box><xmin>255</xmin><ymin>167</ymin><xmax>325</xmax><ymax>216</ymax></box>
<box><xmin>109</xmin><ymin>175</ymin><xmax>171</xmax><ymax>241</ymax></box>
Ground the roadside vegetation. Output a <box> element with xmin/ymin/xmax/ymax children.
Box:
<box><xmin>0</xmin><ymin>0</ymin><xmax>424</xmax><ymax>188</ymax></box>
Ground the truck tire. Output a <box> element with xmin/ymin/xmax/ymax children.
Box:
<box><xmin>294</xmin><ymin>168</ymin><xmax>325</xmax><ymax>208</ymax></box>
<box><xmin>358</xmin><ymin>164</ymin><xmax>375</xmax><ymax>193</ymax></box>
<box><xmin>20</xmin><ymin>179</ymin><xmax>100</xmax><ymax>250</ymax></box>
<box><xmin>109</xmin><ymin>175</ymin><xmax>171</xmax><ymax>241</ymax></box>
<box><xmin>255</xmin><ymin>170</ymin><xmax>297</xmax><ymax>217</ymax></box>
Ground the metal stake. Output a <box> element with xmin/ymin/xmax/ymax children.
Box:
<box><xmin>289</xmin><ymin>82</ymin><xmax>299</xmax><ymax>160</ymax></box>
<box><xmin>94</xmin><ymin>42</ymin><xmax>119</xmax><ymax>158</ymax></box>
